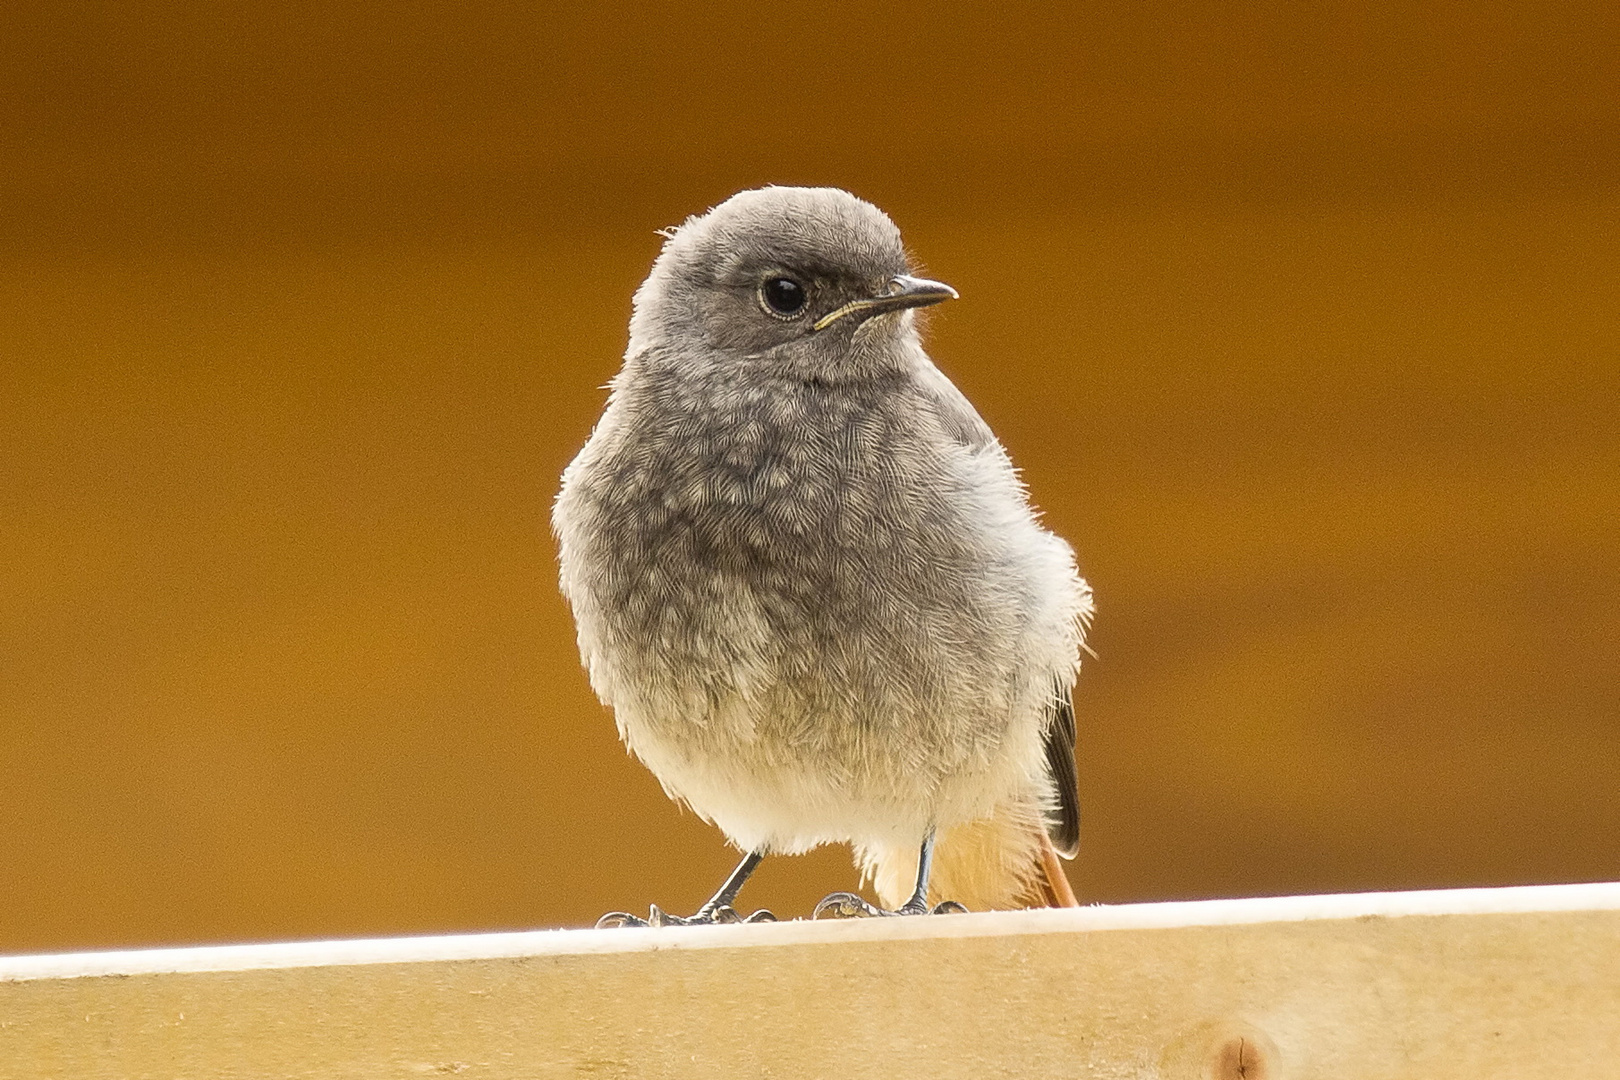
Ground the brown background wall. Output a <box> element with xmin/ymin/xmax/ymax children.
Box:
<box><xmin>3</xmin><ymin>2</ymin><xmax>1618</xmax><ymax>953</ymax></box>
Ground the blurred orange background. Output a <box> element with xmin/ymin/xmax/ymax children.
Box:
<box><xmin>3</xmin><ymin>3</ymin><xmax>1618</xmax><ymax>954</ymax></box>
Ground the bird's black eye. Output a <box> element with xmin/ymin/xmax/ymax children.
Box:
<box><xmin>760</xmin><ymin>277</ymin><xmax>808</xmax><ymax>318</ymax></box>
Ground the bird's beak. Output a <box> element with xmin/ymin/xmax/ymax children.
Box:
<box><xmin>812</xmin><ymin>275</ymin><xmax>958</xmax><ymax>331</ymax></box>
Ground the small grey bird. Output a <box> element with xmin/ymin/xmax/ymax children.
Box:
<box><xmin>554</xmin><ymin>186</ymin><xmax>1093</xmax><ymax>924</ymax></box>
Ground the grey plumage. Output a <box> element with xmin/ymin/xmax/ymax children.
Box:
<box><xmin>553</xmin><ymin>186</ymin><xmax>1092</xmax><ymax>910</ymax></box>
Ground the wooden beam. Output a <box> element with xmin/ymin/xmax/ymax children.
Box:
<box><xmin>4</xmin><ymin>882</ymin><xmax>1618</xmax><ymax>1079</ymax></box>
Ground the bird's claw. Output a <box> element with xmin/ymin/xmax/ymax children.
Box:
<box><xmin>595</xmin><ymin>904</ymin><xmax>777</xmax><ymax>929</ymax></box>
<box><xmin>594</xmin><ymin>910</ymin><xmax>648</xmax><ymax>928</ymax></box>
<box><xmin>812</xmin><ymin>892</ymin><xmax>969</xmax><ymax>919</ymax></box>
<box><xmin>812</xmin><ymin>892</ymin><xmax>885</xmax><ymax>919</ymax></box>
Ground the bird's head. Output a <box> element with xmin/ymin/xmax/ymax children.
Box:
<box><xmin>628</xmin><ymin>186</ymin><xmax>956</xmax><ymax>382</ymax></box>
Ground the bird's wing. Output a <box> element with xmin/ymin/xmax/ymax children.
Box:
<box><xmin>1043</xmin><ymin>682</ymin><xmax>1081</xmax><ymax>858</ymax></box>
<box><xmin>915</xmin><ymin>360</ymin><xmax>1080</xmax><ymax>857</ymax></box>
<box><xmin>913</xmin><ymin>361</ymin><xmax>997</xmax><ymax>451</ymax></box>
<box><xmin>916</xmin><ymin>362</ymin><xmax>1080</xmax><ymax>855</ymax></box>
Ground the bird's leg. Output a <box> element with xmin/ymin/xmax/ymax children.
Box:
<box><xmin>813</xmin><ymin>831</ymin><xmax>969</xmax><ymax>919</ymax></box>
<box><xmin>595</xmin><ymin>851</ymin><xmax>777</xmax><ymax>928</ymax></box>
<box><xmin>687</xmin><ymin>849</ymin><xmax>772</xmax><ymax>922</ymax></box>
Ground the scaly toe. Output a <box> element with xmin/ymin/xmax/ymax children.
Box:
<box><xmin>931</xmin><ymin>900</ymin><xmax>969</xmax><ymax>915</ymax></box>
<box><xmin>598</xmin><ymin>903</ymin><xmax>773</xmax><ymax>928</ymax></box>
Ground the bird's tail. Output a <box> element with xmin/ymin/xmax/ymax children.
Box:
<box><xmin>856</xmin><ymin>798</ymin><xmax>1080</xmax><ymax>911</ymax></box>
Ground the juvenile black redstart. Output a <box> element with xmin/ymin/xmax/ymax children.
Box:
<box><xmin>554</xmin><ymin>186</ymin><xmax>1093</xmax><ymax>925</ymax></box>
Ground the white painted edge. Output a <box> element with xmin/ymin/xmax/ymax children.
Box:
<box><xmin>4</xmin><ymin>880</ymin><xmax>1617</xmax><ymax>983</ymax></box>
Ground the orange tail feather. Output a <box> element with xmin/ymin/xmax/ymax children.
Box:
<box><xmin>1037</xmin><ymin>828</ymin><xmax>1080</xmax><ymax>907</ymax></box>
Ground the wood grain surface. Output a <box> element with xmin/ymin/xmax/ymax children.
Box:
<box><xmin>5</xmin><ymin>883</ymin><xmax>1619</xmax><ymax>1079</ymax></box>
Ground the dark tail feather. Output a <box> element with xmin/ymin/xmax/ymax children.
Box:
<box><xmin>1043</xmin><ymin>684</ymin><xmax>1081</xmax><ymax>858</ymax></box>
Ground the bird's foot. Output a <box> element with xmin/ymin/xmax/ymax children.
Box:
<box><xmin>811</xmin><ymin>892</ymin><xmax>968</xmax><ymax>919</ymax></box>
<box><xmin>594</xmin><ymin>904</ymin><xmax>778</xmax><ymax>929</ymax></box>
